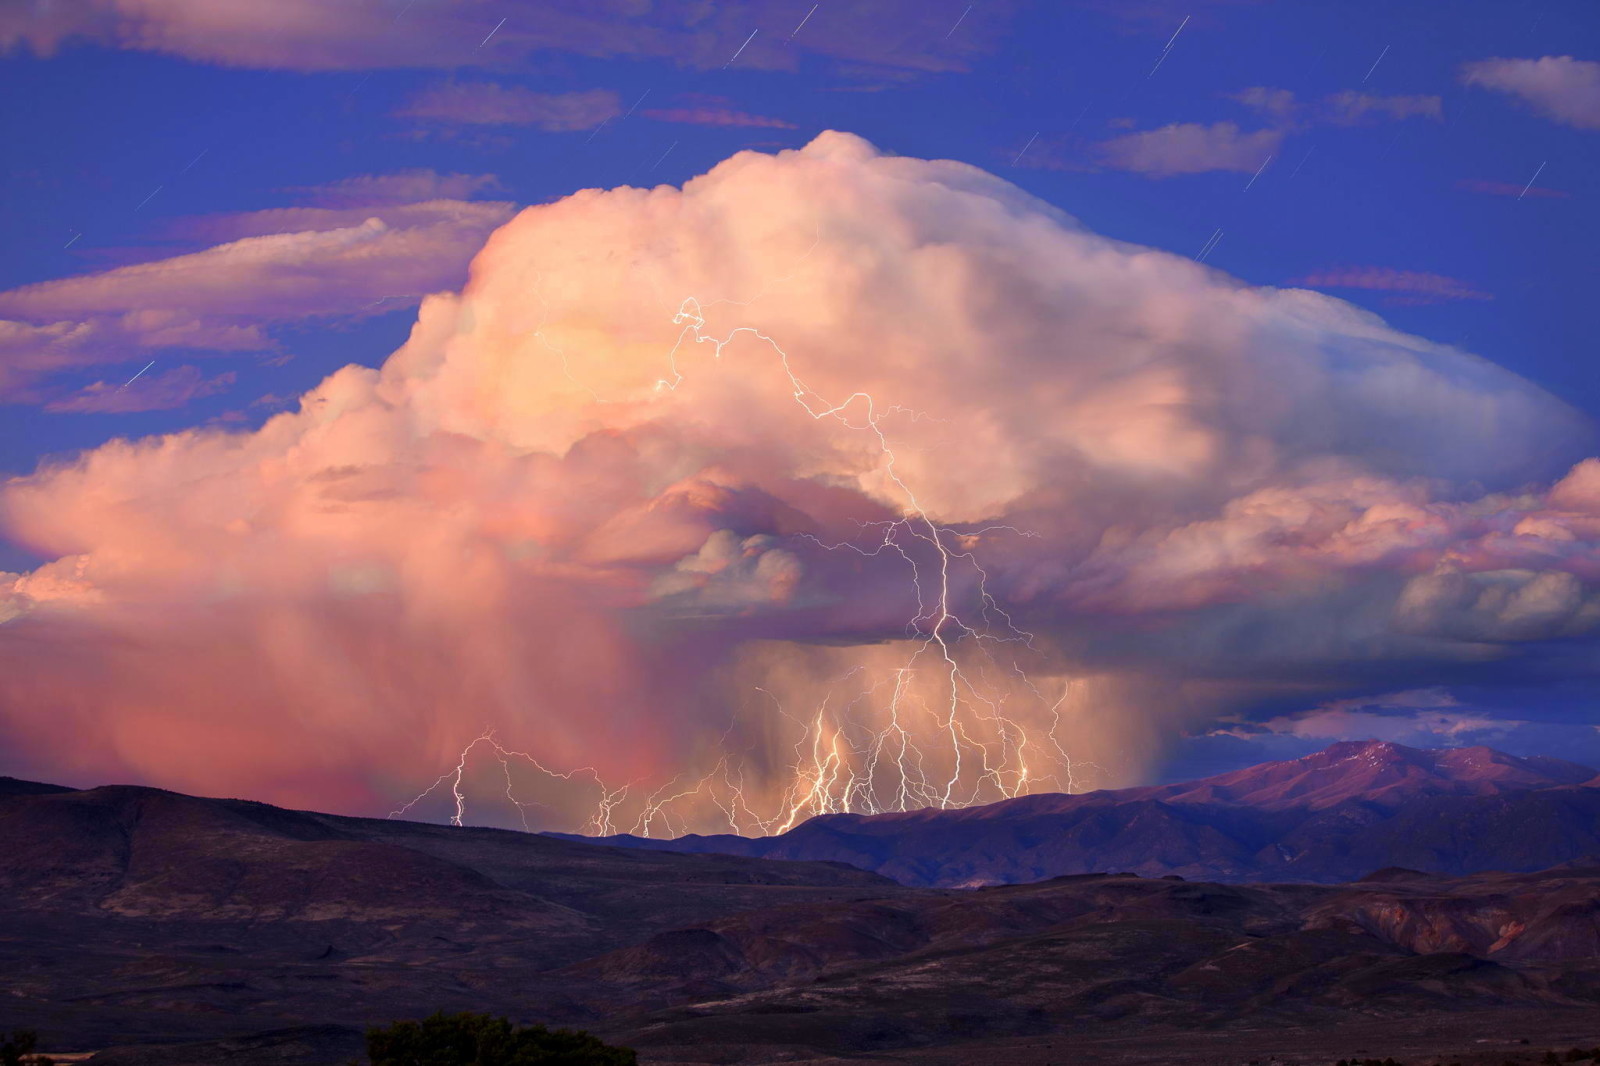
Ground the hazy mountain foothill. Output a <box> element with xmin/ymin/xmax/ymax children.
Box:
<box><xmin>5</xmin><ymin>740</ymin><xmax>1600</xmax><ymax>1065</ymax></box>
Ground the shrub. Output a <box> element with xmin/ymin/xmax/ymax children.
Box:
<box><xmin>365</xmin><ymin>1012</ymin><xmax>636</xmax><ymax>1066</ymax></box>
<box><xmin>0</xmin><ymin>1030</ymin><xmax>53</xmax><ymax>1066</ymax></box>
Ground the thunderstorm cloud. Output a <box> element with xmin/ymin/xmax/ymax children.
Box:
<box><xmin>2</xmin><ymin>132</ymin><xmax>1597</xmax><ymax>831</ymax></box>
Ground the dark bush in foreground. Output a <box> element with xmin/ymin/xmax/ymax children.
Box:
<box><xmin>366</xmin><ymin>1012</ymin><xmax>635</xmax><ymax>1066</ymax></box>
<box><xmin>0</xmin><ymin>1030</ymin><xmax>52</xmax><ymax>1066</ymax></box>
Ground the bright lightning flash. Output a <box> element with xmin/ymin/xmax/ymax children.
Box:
<box><xmin>392</xmin><ymin>293</ymin><xmax>1099</xmax><ymax>836</ymax></box>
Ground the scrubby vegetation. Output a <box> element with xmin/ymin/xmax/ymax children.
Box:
<box><xmin>364</xmin><ymin>1011</ymin><xmax>636</xmax><ymax>1065</ymax></box>
<box><xmin>1330</xmin><ymin>1048</ymin><xmax>1600</xmax><ymax>1066</ymax></box>
<box><xmin>0</xmin><ymin>1030</ymin><xmax>52</xmax><ymax>1066</ymax></box>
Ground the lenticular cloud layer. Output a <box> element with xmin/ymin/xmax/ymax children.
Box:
<box><xmin>2</xmin><ymin>132</ymin><xmax>1596</xmax><ymax>830</ymax></box>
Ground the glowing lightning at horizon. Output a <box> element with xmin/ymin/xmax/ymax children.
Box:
<box><xmin>394</xmin><ymin>283</ymin><xmax>1101</xmax><ymax>839</ymax></box>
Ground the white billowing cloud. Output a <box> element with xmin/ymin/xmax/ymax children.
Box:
<box><xmin>1</xmin><ymin>132</ymin><xmax>1597</xmax><ymax>833</ymax></box>
<box><xmin>1462</xmin><ymin>55</ymin><xmax>1600</xmax><ymax>130</ymax></box>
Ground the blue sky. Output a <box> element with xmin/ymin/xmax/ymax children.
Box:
<box><xmin>3</xmin><ymin>0</ymin><xmax>1600</xmax><ymax>810</ymax></box>
<box><xmin>4</xmin><ymin>0</ymin><xmax>1594</xmax><ymax>513</ymax></box>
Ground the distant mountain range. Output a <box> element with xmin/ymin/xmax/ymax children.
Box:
<box><xmin>7</xmin><ymin>743</ymin><xmax>1600</xmax><ymax>1065</ymax></box>
<box><xmin>553</xmin><ymin>740</ymin><xmax>1600</xmax><ymax>887</ymax></box>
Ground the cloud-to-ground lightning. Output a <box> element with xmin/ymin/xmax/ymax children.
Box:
<box><xmin>121</xmin><ymin>360</ymin><xmax>156</xmax><ymax>389</ymax></box>
<box><xmin>789</xmin><ymin>4</ymin><xmax>819</xmax><ymax>41</ymax></box>
<box><xmin>1519</xmin><ymin>161</ymin><xmax>1547</xmax><ymax>201</ymax></box>
<box><xmin>395</xmin><ymin>280</ymin><xmax>1099</xmax><ymax>838</ymax></box>
<box><xmin>725</xmin><ymin>29</ymin><xmax>759</xmax><ymax>68</ymax></box>
<box><xmin>1149</xmin><ymin>15</ymin><xmax>1190</xmax><ymax>77</ymax></box>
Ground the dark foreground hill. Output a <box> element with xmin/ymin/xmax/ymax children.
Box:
<box><xmin>555</xmin><ymin>740</ymin><xmax>1600</xmax><ymax>887</ymax></box>
<box><xmin>6</xmin><ymin>771</ymin><xmax>1600</xmax><ymax>1065</ymax></box>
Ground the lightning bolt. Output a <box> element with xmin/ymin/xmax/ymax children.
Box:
<box><xmin>394</xmin><ymin>285</ymin><xmax>1102</xmax><ymax>836</ymax></box>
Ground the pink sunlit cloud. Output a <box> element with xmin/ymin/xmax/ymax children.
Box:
<box><xmin>2</xmin><ymin>133</ymin><xmax>1595</xmax><ymax>830</ymax></box>
<box><xmin>0</xmin><ymin>195</ymin><xmax>514</xmax><ymax>400</ymax></box>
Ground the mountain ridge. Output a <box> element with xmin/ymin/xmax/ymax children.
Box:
<box><xmin>549</xmin><ymin>740</ymin><xmax>1600</xmax><ymax>887</ymax></box>
<box><xmin>9</xmin><ymin>744</ymin><xmax>1600</xmax><ymax>1064</ymax></box>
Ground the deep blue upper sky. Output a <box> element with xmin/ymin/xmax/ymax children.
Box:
<box><xmin>3</xmin><ymin>1</ymin><xmax>1595</xmax><ymax>511</ymax></box>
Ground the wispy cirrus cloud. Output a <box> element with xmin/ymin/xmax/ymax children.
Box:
<box><xmin>1097</xmin><ymin>121</ymin><xmax>1281</xmax><ymax>176</ymax></box>
<box><xmin>1098</xmin><ymin>87</ymin><xmax>1442</xmax><ymax>179</ymax></box>
<box><xmin>643</xmin><ymin>95</ymin><xmax>797</xmax><ymax>129</ymax></box>
<box><xmin>284</xmin><ymin>169</ymin><xmax>505</xmax><ymax>206</ymax></box>
<box><xmin>1457</xmin><ymin>178</ymin><xmax>1571</xmax><ymax>200</ymax></box>
<box><xmin>167</xmin><ymin>199</ymin><xmax>514</xmax><ymax>244</ymax></box>
<box><xmin>397</xmin><ymin>83</ymin><xmax>621</xmax><ymax>131</ymax></box>
<box><xmin>1226</xmin><ymin>86</ymin><xmax>1297</xmax><ymax>121</ymax></box>
<box><xmin>1321</xmin><ymin>90</ymin><xmax>1442</xmax><ymax>125</ymax></box>
<box><xmin>0</xmin><ymin>0</ymin><xmax>1012</xmax><ymax>75</ymax></box>
<box><xmin>1292</xmin><ymin>267</ymin><xmax>1491</xmax><ymax>305</ymax></box>
<box><xmin>1228</xmin><ymin>87</ymin><xmax>1442</xmax><ymax>126</ymax></box>
<box><xmin>44</xmin><ymin>365</ymin><xmax>237</xmax><ymax>414</ymax></box>
<box><xmin>1462</xmin><ymin>55</ymin><xmax>1600</xmax><ymax>130</ymax></box>
<box><xmin>0</xmin><ymin>173</ymin><xmax>516</xmax><ymax>404</ymax></box>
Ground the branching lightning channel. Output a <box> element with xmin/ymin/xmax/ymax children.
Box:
<box><xmin>394</xmin><ymin>295</ymin><xmax>1098</xmax><ymax>836</ymax></box>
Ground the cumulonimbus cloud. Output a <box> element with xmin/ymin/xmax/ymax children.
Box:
<box><xmin>2</xmin><ymin>132</ymin><xmax>1597</xmax><ymax>834</ymax></box>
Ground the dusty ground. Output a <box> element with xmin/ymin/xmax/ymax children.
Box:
<box><xmin>639</xmin><ymin>1010</ymin><xmax>1600</xmax><ymax>1066</ymax></box>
